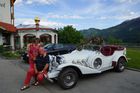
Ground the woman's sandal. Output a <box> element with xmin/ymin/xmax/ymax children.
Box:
<box><xmin>20</xmin><ymin>85</ymin><xmax>30</xmax><ymax>91</ymax></box>
<box><xmin>32</xmin><ymin>81</ymin><xmax>39</xmax><ymax>86</ymax></box>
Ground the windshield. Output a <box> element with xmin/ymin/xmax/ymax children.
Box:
<box><xmin>83</xmin><ymin>44</ymin><xmax>101</xmax><ymax>51</ymax></box>
<box><xmin>44</xmin><ymin>44</ymin><xmax>53</xmax><ymax>49</ymax></box>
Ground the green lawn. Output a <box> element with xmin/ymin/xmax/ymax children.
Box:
<box><xmin>127</xmin><ymin>48</ymin><xmax>140</xmax><ymax>69</ymax></box>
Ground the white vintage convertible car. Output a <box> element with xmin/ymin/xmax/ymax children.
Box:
<box><xmin>47</xmin><ymin>45</ymin><xmax>127</xmax><ymax>89</ymax></box>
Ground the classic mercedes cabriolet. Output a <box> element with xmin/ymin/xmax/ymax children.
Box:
<box><xmin>47</xmin><ymin>45</ymin><xmax>127</xmax><ymax>89</ymax></box>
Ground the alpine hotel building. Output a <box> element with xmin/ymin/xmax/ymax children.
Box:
<box><xmin>0</xmin><ymin>0</ymin><xmax>58</xmax><ymax>49</ymax></box>
<box><xmin>0</xmin><ymin>0</ymin><xmax>16</xmax><ymax>50</ymax></box>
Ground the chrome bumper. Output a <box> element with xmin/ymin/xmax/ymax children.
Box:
<box><xmin>47</xmin><ymin>70</ymin><xmax>60</xmax><ymax>78</ymax></box>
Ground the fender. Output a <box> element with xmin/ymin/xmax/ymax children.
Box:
<box><xmin>56</xmin><ymin>63</ymin><xmax>101</xmax><ymax>74</ymax></box>
<box><xmin>112</xmin><ymin>54</ymin><xmax>127</xmax><ymax>68</ymax></box>
<box><xmin>112</xmin><ymin>54</ymin><xmax>127</xmax><ymax>62</ymax></box>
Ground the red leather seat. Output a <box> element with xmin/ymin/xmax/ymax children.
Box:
<box><xmin>101</xmin><ymin>45</ymin><xmax>124</xmax><ymax>56</ymax></box>
<box><xmin>101</xmin><ymin>46</ymin><xmax>112</xmax><ymax>56</ymax></box>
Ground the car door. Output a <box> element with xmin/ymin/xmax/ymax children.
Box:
<box><xmin>100</xmin><ymin>47</ymin><xmax>114</xmax><ymax>69</ymax></box>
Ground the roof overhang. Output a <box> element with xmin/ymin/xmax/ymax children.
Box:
<box><xmin>12</xmin><ymin>0</ymin><xmax>16</xmax><ymax>3</ymax></box>
<box><xmin>17</xmin><ymin>28</ymin><xmax>57</xmax><ymax>32</ymax></box>
<box><xmin>0</xmin><ymin>22</ymin><xmax>16</xmax><ymax>32</ymax></box>
<box><xmin>17</xmin><ymin>28</ymin><xmax>55</xmax><ymax>30</ymax></box>
<box><xmin>11</xmin><ymin>0</ymin><xmax>16</xmax><ymax>6</ymax></box>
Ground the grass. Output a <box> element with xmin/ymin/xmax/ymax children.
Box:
<box><xmin>127</xmin><ymin>48</ymin><xmax>140</xmax><ymax>70</ymax></box>
<box><xmin>1</xmin><ymin>51</ymin><xmax>21</xmax><ymax>59</ymax></box>
<box><xmin>0</xmin><ymin>45</ymin><xmax>22</xmax><ymax>59</ymax></box>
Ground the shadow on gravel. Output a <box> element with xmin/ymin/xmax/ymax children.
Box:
<box><xmin>80</xmin><ymin>69</ymin><xmax>114</xmax><ymax>80</ymax></box>
<box><xmin>41</xmin><ymin>69</ymin><xmax>116</xmax><ymax>91</ymax></box>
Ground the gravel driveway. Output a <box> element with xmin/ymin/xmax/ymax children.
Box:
<box><xmin>0</xmin><ymin>57</ymin><xmax>140</xmax><ymax>93</ymax></box>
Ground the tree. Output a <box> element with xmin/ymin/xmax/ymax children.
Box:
<box><xmin>108</xmin><ymin>36</ymin><xmax>123</xmax><ymax>44</ymax></box>
<box><xmin>88</xmin><ymin>36</ymin><xmax>104</xmax><ymax>45</ymax></box>
<box><xmin>58</xmin><ymin>25</ymin><xmax>84</xmax><ymax>44</ymax></box>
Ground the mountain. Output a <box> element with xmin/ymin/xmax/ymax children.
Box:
<box><xmin>80</xmin><ymin>28</ymin><xmax>101</xmax><ymax>38</ymax></box>
<box><xmin>80</xmin><ymin>17</ymin><xmax>140</xmax><ymax>43</ymax></box>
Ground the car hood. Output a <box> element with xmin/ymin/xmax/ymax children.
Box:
<box><xmin>61</xmin><ymin>49</ymin><xmax>96</xmax><ymax>63</ymax></box>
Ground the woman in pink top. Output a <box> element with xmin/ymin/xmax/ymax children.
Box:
<box><xmin>21</xmin><ymin>38</ymin><xmax>41</xmax><ymax>90</ymax></box>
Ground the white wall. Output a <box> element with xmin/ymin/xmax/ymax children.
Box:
<box><xmin>0</xmin><ymin>0</ymin><xmax>11</xmax><ymax>24</ymax></box>
<box><xmin>18</xmin><ymin>30</ymin><xmax>58</xmax><ymax>48</ymax></box>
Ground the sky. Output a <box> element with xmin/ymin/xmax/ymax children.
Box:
<box><xmin>14</xmin><ymin>0</ymin><xmax>140</xmax><ymax>30</ymax></box>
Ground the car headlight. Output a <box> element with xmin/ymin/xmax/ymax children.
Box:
<box><xmin>56</xmin><ymin>56</ymin><xmax>65</xmax><ymax>64</ymax></box>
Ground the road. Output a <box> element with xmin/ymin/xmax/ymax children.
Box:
<box><xmin>0</xmin><ymin>57</ymin><xmax>140</xmax><ymax>93</ymax></box>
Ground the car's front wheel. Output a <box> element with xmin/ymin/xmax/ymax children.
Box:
<box><xmin>58</xmin><ymin>68</ymin><xmax>78</xmax><ymax>89</ymax></box>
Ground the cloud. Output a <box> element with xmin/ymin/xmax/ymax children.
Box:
<box><xmin>15</xmin><ymin>8</ymin><xmax>86</xmax><ymax>20</ymax></box>
<box><xmin>74</xmin><ymin>0</ymin><xmax>140</xmax><ymax>16</ymax></box>
<box><xmin>46</xmin><ymin>13</ymin><xmax>85</xmax><ymax>19</ymax></box>
<box><xmin>15</xmin><ymin>0</ymin><xmax>57</xmax><ymax>5</ymax></box>
<box><xmin>114</xmin><ymin>14</ymin><xmax>139</xmax><ymax>20</ymax></box>
<box><xmin>14</xmin><ymin>0</ymin><xmax>140</xmax><ymax>29</ymax></box>
<box><xmin>116</xmin><ymin>11</ymin><xmax>139</xmax><ymax>20</ymax></box>
<box><xmin>15</xmin><ymin>18</ymin><xmax>78</xmax><ymax>28</ymax></box>
<box><xmin>116</xmin><ymin>0</ymin><xmax>133</xmax><ymax>3</ymax></box>
<box><xmin>78</xmin><ymin>0</ymin><xmax>102</xmax><ymax>15</ymax></box>
<box><xmin>40</xmin><ymin>21</ymin><xmax>78</xmax><ymax>28</ymax></box>
<box><xmin>14</xmin><ymin>0</ymin><xmax>23</xmax><ymax>5</ymax></box>
<box><xmin>26</xmin><ymin>0</ymin><xmax>33</xmax><ymax>4</ymax></box>
<box><xmin>115</xmin><ymin>0</ymin><xmax>140</xmax><ymax>4</ymax></box>
<box><xmin>26</xmin><ymin>0</ymin><xmax>57</xmax><ymax>5</ymax></box>
<box><xmin>98</xmin><ymin>11</ymin><xmax>139</xmax><ymax>20</ymax></box>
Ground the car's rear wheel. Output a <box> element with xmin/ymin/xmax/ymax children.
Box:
<box><xmin>58</xmin><ymin>68</ymin><xmax>78</xmax><ymax>89</ymax></box>
<box><xmin>115</xmin><ymin>58</ymin><xmax>126</xmax><ymax>72</ymax></box>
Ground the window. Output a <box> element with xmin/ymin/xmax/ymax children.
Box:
<box><xmin>54</xmin><ymin>44</ymin><xmax>63</xmax><ymax>49</ymax></box>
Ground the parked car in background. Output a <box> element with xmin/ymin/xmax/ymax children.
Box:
<box><xmin>21</xmin><ymin>44</ymin><xmax>76</xmax><ymax>63</ymax></box>
<box><xmin>44</xmin><ymin>44</ymin><xmax>76</xmax><ymax>55</ymax></box>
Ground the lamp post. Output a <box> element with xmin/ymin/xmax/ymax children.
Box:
<box><xmin>34</xmin><ymin>17</ymin><xmax>40</xmax><ymax>38</ymax></box>
<box><xmin>34</xmin><ymin>17</ymin><xmax>40</xmax><ymax>31</ymax></box>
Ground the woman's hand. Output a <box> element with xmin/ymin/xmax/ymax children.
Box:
<box><xmin>35</xmin><ymin>69</ymin><xmax>38</xmax><ymax>74</ymax></box>
<box><xmin>40</xmin><ymin>70</ymin><xmax>48</xmax><ymax>78</ymax></box>
<box><xmin>33</xmin><ymin>57</ymin><xmax>36</xmax><ymax>61</ymax></box>
<box><xmin>39</xmin><ymin>71</ymin><xmax>44</xmax><ymax>74</ymax></box>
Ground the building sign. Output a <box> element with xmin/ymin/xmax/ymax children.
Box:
<box><xmin>0</xmin><ymin>0</ymin><xmax>11</xmax><ymax>24</ymax></box>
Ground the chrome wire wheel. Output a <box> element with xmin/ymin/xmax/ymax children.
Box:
<box><xmin>119</xmin><ymin>61</ymin><xmax>125</xmax><ymax>71</ymax></box>
<box><xmin>115</xmin><ymin>58</ymin><xmax>126</xmax><ymax>72</ymax></box>
<box><xmin>63</xmin><ymin>73</ymin><xmax>75</xmax><ymax>87</ymax></box>
<box><xmin>58</xmin><ymin>68</ymin><xmax>78</xmax><ymax>89</ymax></box>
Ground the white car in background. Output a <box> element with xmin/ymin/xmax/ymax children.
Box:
<box><xmin>47</xmin><ymin>45</ymin><xmax>127</xmax><ymax>89</ymax></box>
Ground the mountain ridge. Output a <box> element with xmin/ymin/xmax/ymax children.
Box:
<box><xmin>80</xmin><ymin>17</ymin><xmax>140</xmax><ymax>43</ymax></box>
